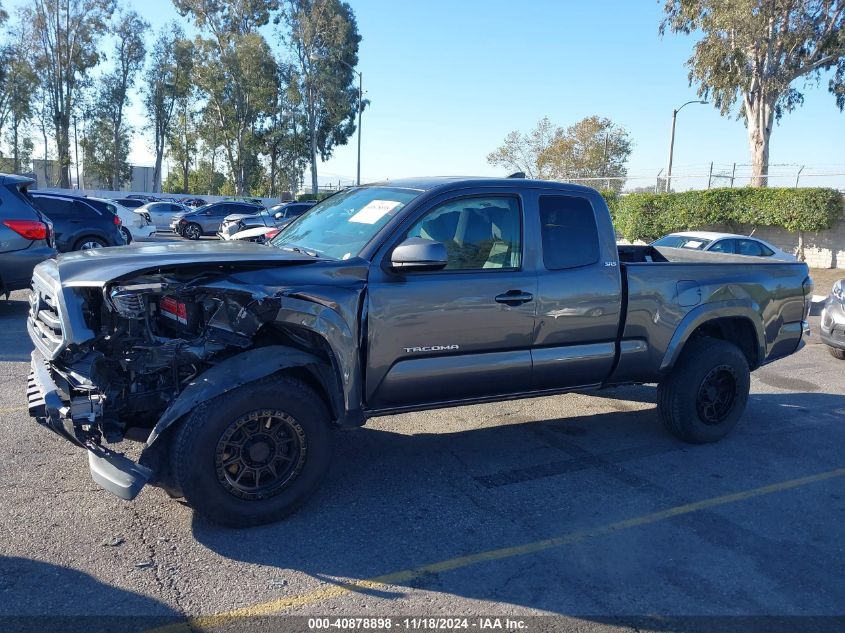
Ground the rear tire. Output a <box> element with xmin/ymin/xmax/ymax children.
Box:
<box><xmin>119</xmin><ymin>226</ymin><xmax>132</xmax><ymax>244</ymax></box>
<box><xmin>829</xmin><ymin>346</ymin><xmax>845</xmax><ymax>360</ymax></box>
<box><xmin>73</xmin><ymin>236</ymin><xmax>107</xmax><ymax>251</ymax></box>
<box><xmin>171</xmin><ymin>377</ymin><xmax>332</xmax><ymax>528</ymax></box>
<box><xmin>657</xmin><ymin>337</ymin><xmax>750</xmax><ymax>444</ymax></box>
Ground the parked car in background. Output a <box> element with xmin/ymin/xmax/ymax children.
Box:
<box><xmin>139</xmin><ymin>201</ymin><xmax>190</xmax><ymax>231</ymax></box>
<box><xmin>821</xmin><ymin>279</ymin><xmax>845</xmax><ymax>360</ymax></box>
<box><xmin>225</xmin><ymin>225</ymin><xmax>281</xmax><ymax>244</ymax></box>
<box><xmin>85</xmin><ymin>197</ymin><xmax>156</xmax><ymax>243</ymax></box>
<box><xmin>113</xmin><ymin>197</ymin><xmax>145</xmax><ymax>209</ymax></box>
<box><xmin>175</xmin><ymin>201</ymin><xmax>263</xmax><ymax>239</ymax></box>
<box><xmin>0</xmin><ymin>174</ymin><xmax>55</xmax><ymax>297</ymax></box>
<box><xmin>224</xmin><ymin>196</ymin><xmax>263</xmax><ymax>206</ymax></box>
<box><xmin>30</xmin><ymin>192</ymin><xmax>125</xmax><ymax>252</ymax></box>
<box><xmin>651</xmin><ymin>231</ymin><xmax>796</xmax><ymax>261</ymax></box>
<box><xmin>126</xmin><ymin>194</ymin><xmax>160</xmax><ymax>202</ymax></box>
<box><xmin>217</xmin><ymin>201</ymin><xmax>315</xmax><ymax>240</ymax></box>
<box><xmin>181</xmin><ymin>198</ymin><xmax>208</xmax><ymax>208</ymax></box>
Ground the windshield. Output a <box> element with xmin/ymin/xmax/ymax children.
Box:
<box><xmin>652</xmin><ymin>235</ymin><xmax>713</xmax><ymax>250</ymax></box>
<box><xmin>269</xmin><ymin>187</ymin><xmax>422</xmax><ymax>259</ymax></box>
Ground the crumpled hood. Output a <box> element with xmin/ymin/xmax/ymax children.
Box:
<box><xmin>44</xmin><ymin>240</ymin><xmax>318</xmax><ymax>287</ymax></box>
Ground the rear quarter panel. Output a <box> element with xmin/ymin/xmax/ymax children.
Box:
<box><xmin>614</xmin><ymin>260</ymin><xmax>809</xmax><ymax>382</ymax></box>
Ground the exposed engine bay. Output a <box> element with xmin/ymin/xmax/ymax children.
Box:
<box><xmin>49</xmin><ymin>273</ymin><xmax>300</xmax><ymax>446</ymax></box>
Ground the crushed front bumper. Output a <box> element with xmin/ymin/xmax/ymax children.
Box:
<box><xmin>27</xmin><ymin>349</ymin><xmax>151</xmax><ymax>500</ymax></box>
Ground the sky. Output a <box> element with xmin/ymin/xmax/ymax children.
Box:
<box><xmin>9</xmin><ymin>0</ymin><xmax>845</xmax><ymax>190</ymax></box>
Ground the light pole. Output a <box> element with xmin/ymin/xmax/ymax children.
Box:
<box><xmin>666</xmin><ymin>99</ymin><xmax>707</xmax><ymax>192</ymax></box>
<box><xmin>336</xmin><ymin>58</ymin><xmax>363</xmax><ymax>186</ymax></box>
<box><xmin>73</xmin><ymin>115</ymin><xmax>81</xmax><ymax>190</ymax></box>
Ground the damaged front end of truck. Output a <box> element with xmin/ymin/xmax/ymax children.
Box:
<box><xmin>26</xmin><ymin>245</ymin><xmax>366</xmax><ymax>500</ymax></box>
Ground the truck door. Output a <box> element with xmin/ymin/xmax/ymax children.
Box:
<box><xmin>530</xmin><ymin>192</ymin><xmax>623</xmax><ymax>389</ymax></box>
<box><xmin>366</xmin><ymin>192</ymin><xmax>537</xmax><ymax>410</ymax></box>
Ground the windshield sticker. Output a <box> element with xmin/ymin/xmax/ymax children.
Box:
<box><xmin>349</xmin><ymin>200</ymin><xmax>402</xmax><ymax>224</ymax></box>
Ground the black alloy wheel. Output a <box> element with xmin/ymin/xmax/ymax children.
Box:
<box><xmin>696</xmin><ymin>365</ymin><xmax>737</xmax><ymax>425</ymax></box>
<box><xmin>215</xmin><ymin>409</ymin><xmax>307</xmax><ymax>499</ymax></box>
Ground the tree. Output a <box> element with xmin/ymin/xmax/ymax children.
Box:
<box><xmin>144</xmin><ymin>24</ymin><xmax>193</xmax><ymax>193</ymax></box>
<box><xmin>487</xmin><ymin>116</ymin><xmax>633</xmax><ymax>190</ymax></box>
<box><xmin>168</xmin><ymin>99</ymin><xmax>199</xmax><ymax>193</ymax></box>
<box><xmin>259</xmin><ymin>63</ymin><xmax>309</xmax><ymax>197</ymax></box>
<box><xmin>84</xmin><ymin>8</ymin><xmax>148</xmax><ymax>189</ymax></box>
<box><xmin>539</xmin><ymin>116</ymin><xmax>633</xmax><ymax>191</ymax></box>
<box><xmin>0</xmin><ymin>26</ymin><xmax>37</xmax><ymax>173</ymax></box>
<box><xmin>192</xmin><ymin>32</ymin><xmax>277</xmax><ymax>194</ymax></box>
<box><xmin>486</xmin><ymin>117</ymin><xmax>558</xmax><ymax>179</ymax></box>
<box><xmin>175</xmin><ymin>0</ymin><xmax>279</xmax><ymax>194</ymax></box>
<box><xmin>662</xmin><ymin>1</ymin><xmax>845</xmax><ymax>187</ymax></box>
<box><xmin>80</xmin><ymin>114</ymin><xmax>128</xmax><ymax>187</ymax></box>
<box><xmin>22</xmin><ymin>0</ymin><xmax>114</xmax><ymax>188</ymax></box>
<box><xmin>282</xmin><ymin>0</ymin><xmax>362</xmax><ymax>194</ymax></box>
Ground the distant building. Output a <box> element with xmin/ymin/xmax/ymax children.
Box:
<box><xmin>130</xmin><ymin>166</ymin><xmax>158</xmax><ymax>193</ymax></box>
<box><xmin>81</xmin><ymin>165</ymin><xmax>160</xmax><ymax>193</ymax></box>
<box><xmin>32</xmin><ymin>159</ymin><xmax>62</xmax><ymax>189</ymax></box>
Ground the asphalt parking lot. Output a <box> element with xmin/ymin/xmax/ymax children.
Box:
<box><xmin>0</xmin><ymin>249</ymin><xmax>843</xmax><ymax>631</ymax></box>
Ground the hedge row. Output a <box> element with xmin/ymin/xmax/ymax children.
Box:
<box><xmin>597</xmin><ymin>187</ymin><xmax>843</xmax><ymax>243</ymax></box>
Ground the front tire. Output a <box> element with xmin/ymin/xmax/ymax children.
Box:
<box><xmin>171</xmin><ymin>377</ymin><xmax>332</xmax><ymax>527</ymax></box>
<box><xmin>183</xmin><ymin>223</ymin><xmax>202</xmax><ymax>240</ymax></box>
<box><xmin>657</xmin><ymin>337</ymin><xmax>750</xmax><ymax>444</ymax></box>
<box><xmin>119</xmin><ymin>226</ymin><xmax>132</xmax><ymax>244</ymax></box>
<box><xmin>829</xmin><ymin>346</ymin><xmax>845</xmax><ymax>360</ymax></box>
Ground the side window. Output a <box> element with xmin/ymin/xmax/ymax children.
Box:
<box><xmin>737</xmin><ymin>239</ymin><xmax>765</xmax><ymax>256</ymax></box>
<box><xmin>708</xmin><ymin>239</ymin><xmax>734</xmax><ymax>254</ymax></box>
<box><xmin>73</xmin><ymin>201</ymin><xmax>98</xmax><ymax>218</ymax></box>
<box><xmin>33</xmin><ymin>197</ymin><xmax>74</xmax><ymax>218</ymax></box>
<box><xmin>539</xmin><ymin>195</ymin><xmax>600</xmax><ymax>270</ymax></box>
<box><xmin>406</xmin><ymin>196</ymin><xmax>522</xmax><ymax>271</ymax></box>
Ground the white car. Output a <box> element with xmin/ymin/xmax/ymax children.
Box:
<box><xmin>87</xmin><ymin>197</ymin><xmax>156</xmax><ymax>243</ymax></box>
<box><xmin>225</xmin><ymin>225</ymin><xmax>281</xmax><ymax>244</ymax></box>
<box><xmin>651</xmin><ymin>231</ymin><xmax>796</xmax><ymax>261</ymax></box>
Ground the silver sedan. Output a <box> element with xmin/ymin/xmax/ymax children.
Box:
<box><xmin>138</xmin><ymin>201</ymin><xmax>190</xmax><ymax>231</ymax></box>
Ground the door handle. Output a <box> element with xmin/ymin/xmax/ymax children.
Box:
<box><xmin>495</xmin><ymin>290</ymin><xmax>533</xmax><ymax>306</ymax></box>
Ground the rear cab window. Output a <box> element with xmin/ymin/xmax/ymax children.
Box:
<box><xmin>538</xmin><ymin>195</ymin><xmax>600</xmax><ymax>269</ymax></box>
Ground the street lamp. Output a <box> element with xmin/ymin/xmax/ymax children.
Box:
<box><xmin>337</xmin><ymin>58</ymin><xmax>363</xmax><ymax>186</ymax></box>
<box><xmin>310</xmin><ymin>52</ymin><xmax>363</xmax><ymax>186</ymax></box>
<box><xmin>666</xmin><ymin>99</ymin><xmax>707</xmax><ymax>192</ymax></box>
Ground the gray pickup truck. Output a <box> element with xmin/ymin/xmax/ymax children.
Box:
<box><xmin>27</xmin><ymin>177</ymin><xmax>812</xmax><ymax>526</ymax></box>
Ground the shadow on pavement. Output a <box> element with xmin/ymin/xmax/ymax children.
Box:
<box><xmin>191</xmin><ymin>389</ymin><xmax>845</xmax><ymax>618</ymax></box>
<box><xmin>0</xmin><ymin>555</ymin><xmax>180</xmax><ymax>632</ymax></box>
<box><xmin>0</xmin><ymin>297</ymin><xmax>32</xmax><ymax>362</ymax></box>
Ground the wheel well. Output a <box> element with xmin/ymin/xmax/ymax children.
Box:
<box><xmin>687</xmin><ymin>317</ymin><xmax>759</xmax><ymax>369</ymax></box>
<box><xmin>254</xmin><ymin>323</ymin><xmax>345</xmax><ymax>424</ymax></box>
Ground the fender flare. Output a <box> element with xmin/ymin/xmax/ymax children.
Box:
<box><xmin>659</xmin><ymin>300</ymin><xmax>766</xmax><ymax>373</ymax></box>
<box><xmin>145</xmin><ymin>344</ymin><xmax>333</xmax><ymax>446</ymax></box>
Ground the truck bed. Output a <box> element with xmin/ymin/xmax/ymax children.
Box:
<box><xmin>612</xmin><ymin>245</ymin><xmax>810</xmax><ymax>383</ymax></box>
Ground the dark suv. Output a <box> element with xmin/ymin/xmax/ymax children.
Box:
<box><xmin>0</xmin><ymin>174</ymin><xmax>55</xmax><ymax>297</ymax></box>
<box><xmin>30</xmin><ymin>193</ymin><xmax>125</xmax><ymax>252</ymax></box>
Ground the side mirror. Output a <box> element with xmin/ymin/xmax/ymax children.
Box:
<box><xmin>391</xmin><ymin>237</ymin><xmax>448</xmax><ymax>271</ymax></box>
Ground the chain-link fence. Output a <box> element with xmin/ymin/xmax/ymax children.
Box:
<box><xmin>563</xmin><ymin>164</ymin><xmax>845</xmax><ymax>193</ymax></box>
